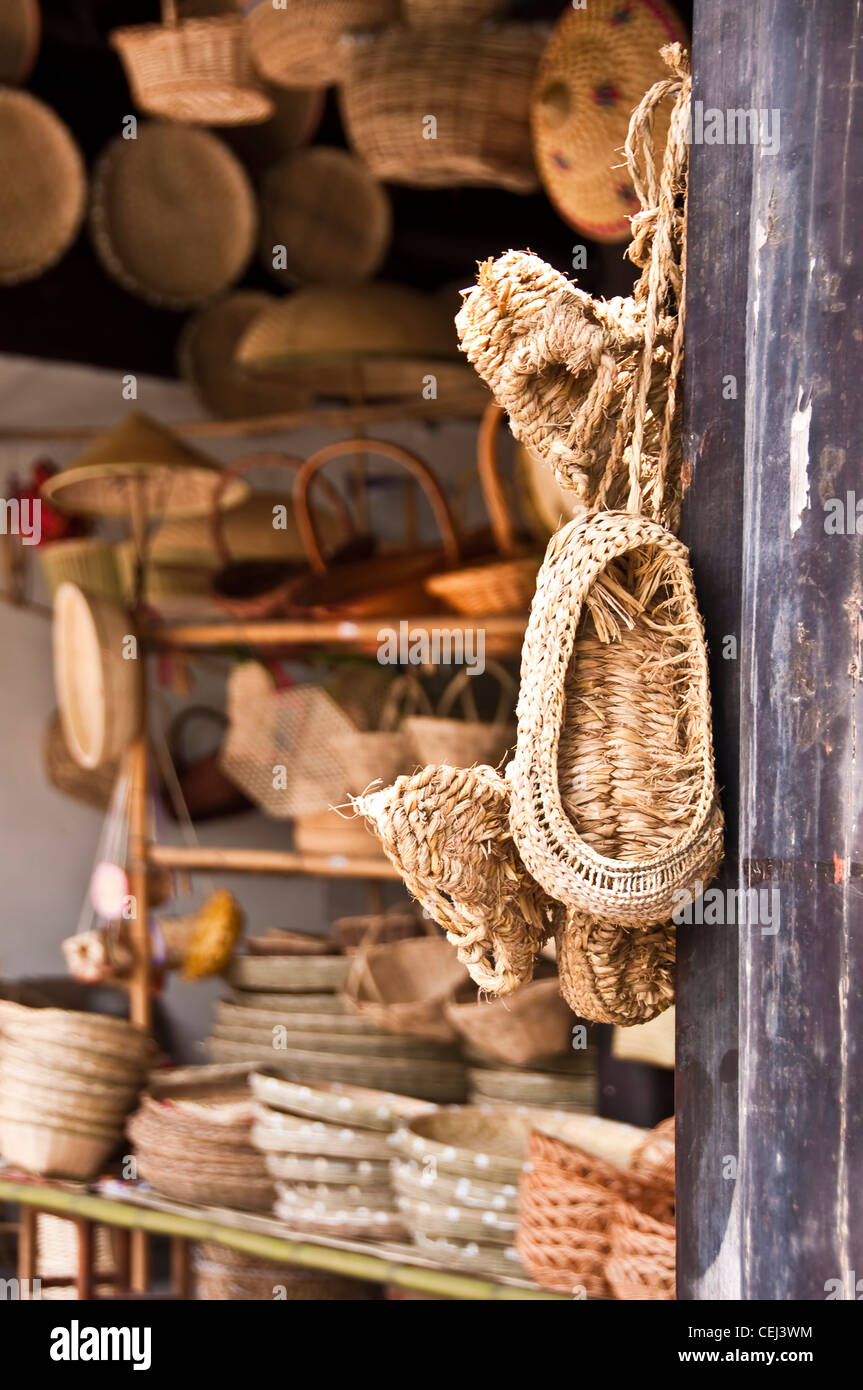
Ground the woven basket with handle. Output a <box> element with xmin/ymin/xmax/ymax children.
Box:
<box><xmin>244</xmin><ymin>0</ymin><xmax>397</xmax><ymax>88</ymax></box>
<box><xmin>331</xmin><ymin>675</ymin><xmax>431</xmax><ymax>798</ymax></box>
<box><xmin>343</xmin><ymin>934</ymin><xmax>467</xmax><ymax>1043</ymax></box>
<box><xmin>402</xmin><ymin>661</ymin><xmax>516</xmax><ymax>771</ymax></box>
<box><xmin>112</xmin><ymin>0</ymin><xmax>272</xmax><ymax>126</ymax></box>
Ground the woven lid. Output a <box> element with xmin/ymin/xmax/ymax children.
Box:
<box><xmin>235</xmin><ymin>282</ymin><xmax>460</xmax><ymax>372</ymax></box>
<box><xmin>0</xmin><ymin>90</ymin><xmax>86</xmax><ymax>286</ymax></box>
<box><xmin>179</xmin><ymin>291</ymin><xmax>312</xmax><ymax>420</ymax></box>
<box><xmin>531</xmin><ymin>0</ymin><xmax>684</xmax><ymax>243</ymax></box>
<box><xmin>90</xmin><ymin>122</ymin><xmax>256</xmax><ymax>309</ymax></box>
<box><xmin>259</xmin><ymin>146</ymin><xmax>391</xmax><ymax>287</ymax></box>
<box><xmin>0</xmin><ymin>0</ymin><xmax>40</xmax><ymax>84</ymax></box>
<box><xmin>41</xmin><ymin>413</ymin><xmax>248</xmax><ymax>520</ymax></box>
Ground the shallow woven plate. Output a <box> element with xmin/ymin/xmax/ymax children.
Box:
<box><xmin>392</xmin><ymin>1106</ymin><xmax>532</xmax><ymax>1183</ymax></box>
<box><xmin>251</xmin><ymin>1109</ymin><xmax>396</xmax><ymax>1162</ymax></box>
<box><xmin>397</xmin><ymin>1193</ymin><xmax>518</xmax><ymax>1246</ymax></box>
<box><xmin>264</xmin><ymin>1153</ymin><xmax>391</xmax><ymax>1184</ymax></box>
<box><xmin>275</xmin><ymin>1179</ymin><xmax>393</xmax><ymax>1211</ymax></box>
<box><xmin>225</xmin><ymin>989</ymin><xmax>348</xmax><ymax>1014</ymax></box>
<box><xmin>273</xmin><ymin>1199</ymin><xmax>405</xmax><ymax>1242</ymax></box>
<box><xmin>0</xmin><ymin>90</ymin><xmax>86</xmax><ymax>285</ymax></box>
<box><xmin>216</xmin><ymin>1000</ymin><xmax>379</xmax><ymax>1036</ymax></box>
<box><xmin>90</xmin><ymin>122</ymin><xmax>256</xmax><ymax>308</ymax></box>
<box><xmin>468</xmin><ymin>1065</ymin><xmax>597</xmax><ymax>1109</ymax></box>
<box><xmin>209</xmin><ymin>1041</ymin><xmax>468</xmax><ymax>1103</ymax></box>
<box><xmin>412</xmin><ymin>1231</ymin><xmax>527</xmax><ymax>1282</ymax></box>
<box><xmin>392</xmin><ymin>1158</ymin><xmax>519</xmax><ymax>1214</ymax></box>
<box><xmin>250</xmin><ymin>1074</ymin><xmax>436</xmax><ymax>1132</ymax></box>
<box><xmin>211</xmin><ymin>1023</ymin><xmax>456</xmax><ymax>1061</ymax></box>
<box><xmin>226</xmin><ymin>954</ymin><xmax>351</xmax><ymax>992</ymax></box>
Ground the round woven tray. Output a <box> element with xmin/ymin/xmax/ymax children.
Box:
<box><xmin>531</xmin><ymin>0</ymin><xmax>685</xmax><ymax>243</ymax></box>
<box><xmin>211</xmin><ymin>1022</ymin><xmax>456</xmax><ymax>1061</ymax></box>
<box><xmin>226</xmin><ymin>953</ymin><xmax>351</xmax><ymax>993</ymax></box>
<box><xmin>225</xmin><ymin>989</ymin><xmax>348</xmax><ymax>1014</ymax></box>
<box><xmin>468</xmin><ymin>1065</ymin><xmax>596</xmax><ymax>1111</ymax></box>
<box><xmin>0</xmin><ymin>90</ymin><xmax>85</xmax><ymax>285</ymax></box>
<box><xmin>392</xmin><ymin>1158</ymin><xmax>519</xmax><ymax>1214</ymax></box>
<box><xmin>397</xmin><ymin>1193</ymin><xmax>517</xmax><ymax>1247</ymax></box>
<box><xmin>0</xmin><ymin>0</ymin><xmax>41</xmax><ymax>85</ymax></box>
<box><xmin>251</xmin><ymin>1108</ymin><xmax>396</xmax><ymax>1162</ymax></box>
<box><xmin>264</xmin><ymin>1153</ymin><xmax>391</xmax><ymax>1185</ymax></box>
<box><xmin>412</xmin><ymin>1231</ymin><xmax>526</xmax><ymax>1282</ymax></box>
<box><xmin>209</xmin><ymin>1041</ymin><xmax>468</xmax><ymax>1103</ymax></box>
<box><xmin>216</xmin><ymin>1000</ymin><xmax>380</xmax><ymax>1037</ymax></box>
<box><xmin>393</xmin><ymin>1106</ymin><xmax>531</xmax><ymax>1184</ymax></box>
<box><xmin>250</xmin><ymin>1074</ymin><xmax>436</xmax><ymax>1132</ymax></box>
<box><xmin>273</xmin><ymin>1199</ymin><xmax>406</xmax><ymax>1242</ymax></box>
<box><xmin>90</xmin><ymin>122</ymin><xmax>256</xmax><ymax>309</ymax></box>
<box><xmin>259</xmin><ymin>146</ymin><xmax>391</xmax><ymax>287</ymax></box>
<box><xmin>275</xmin><ymin>1179</ymin><xmax>393</xmax><ymax>1212</ymax></box>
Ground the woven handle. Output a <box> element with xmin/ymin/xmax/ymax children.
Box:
<box><xmin>435</xmin><ymin>659</ymin><xmax>516</xmax><ymax>726</ymax></box>
<box><xmin>377</xmin><ymin>674</ymin><xmax>434</xmax><ymax>731</ymax></box>
<box><xmin>293</xmin><ymin>439</ymin><xmax>460</xmax><ymax>577</ymax></box>
<box><xmin>478</xmin><ymin>402</ymin><xmax>519</xmax><ymax>557</ymax></box>
<box><xmin>210</xmin><ymin>452</ymin><xmax>354</xmax><ymax>567</ymax></box>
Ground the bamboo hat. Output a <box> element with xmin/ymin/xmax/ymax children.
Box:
<box><xmin>41</xmin><ymin>413</ymin><xmax>249</xmax><ymax>521</ymax></box>
<box><xmin>90</xmin><ymin>122</ymin><xmax>256</xmax><ymax>309</ymax></box>
<box><xmin>258</xmin><ymin>147</ymin><xmax>391</xmax><ymax>287</ymax></box>
<box><xmin>178</xmin><ymin>291</ymin><xmax>312</xmax><ymax>420</ymax></box>
<box><xmin>531</xmin><ymin>0</ymin><xmax>684</xmax><ymax>243</ymax></box>
<box><xmin>0</xmin><ymin>90</ymin><xmax>86</xmax><ymax>286</ymax></box>
<box><xmin>0</xmin><ymin>0</ymin><xmax>40</xmax><ymax>85</ymax></box>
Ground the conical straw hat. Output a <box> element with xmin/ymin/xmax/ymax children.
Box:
<box><xmin>531</xmin><ymin>0</ymin><xmax>684</xmax><ymax>243</ymax></box>
<box><xmin>0</xmin><ymin>90</ymin><xmax>86</xmax><ymax>285</ymax></box>
<box><xmin>41</xmin><ymin>412</ymin><xmax>249</xmax><ymax>521</ymax></box>
<box><xmin>0</xmin><ymin>0</ymin><xmax>40</xmax><ymax>85</ymax></box>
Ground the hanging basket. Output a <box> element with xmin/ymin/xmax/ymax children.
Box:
<box><xmin>178</xmin><ymin>292</ymin><xmax>313</xmax><ymax>421</ymax></box>
<box><xmin>342</xmin><ymin>935</ymin><xmax>468</xmax><ymax>1043</ymax></box>
<box><xmin>112</xmin><ymin>2</ymin><xmax>272</xmax><ymax>126</ymax></box>
<box><xmin>243</xmin><ymin>0</ymin><xmax>398</xmax><ymax>89</ymax></box>
<box><xmin>508</xmin><ymin>511</ymin><xmax>724</xmax><ymax>928</ymax></box>
<box><xmin>356</xmin><ymin>763</ymin><xmax>554</xmax><ymax>996</ymax></box>
<box><xmin>339</xmin><ymin>24</ymin><xmax>545</xmax><ymax>192</ymax></box>
<box><xmin>425</xmin><ymin>404</ymin><xmax>539</xmax><ymax>615</ymax></box>
<box><xmin>402</xmin><ymin>661</ymin><xmax>516</xmax><ymax>770</ymax></box>
<box><xmin>555</xmin><ymin>910</ymin><xmax>676</xmax><ymax>1027</ymax></box>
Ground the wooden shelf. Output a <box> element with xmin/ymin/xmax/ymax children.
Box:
<box><xmin>0</xmin><ymin>1176</ymin><xmax>563</xmax><ymax>1302</ymax></box>
<box><xmin>144</xmin><ymin>613</ymin><xmax>527</xmax><ymax>654</ymax></box>
<box><xmin>147</xmin><ymin>844</ymin><xmax>398</xmax><ymax>880</ymax></box>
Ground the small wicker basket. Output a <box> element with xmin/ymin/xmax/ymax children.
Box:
<box><xmin>402</xmin><ymin>661</ymin><xmax>516</xmax><ymax>771</ymax></box>
<box><xmin>343</xmin><ymin>935</ymin><xmax>468</xmax><ymax>1043</ymax></box>
<box><xmin>244</xmin><ymin>0</ymin><xmax>398</xmax><ymax>89</ymax></box>
<box><xmin>445</xmin><ymin>977</ymin><xmax>573</xmax><ymax>1067</ymax></box>
<box><xmin>112</xmin><ymin>1</ymin><xmax>273</xmax><ymax>126</ymax></box>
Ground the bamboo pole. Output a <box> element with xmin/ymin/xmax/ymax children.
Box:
<box><xmin>147</xmin><ymin>844</ymin><xmax>398</xmax><ymax>880</ymax></box>
<box><xmin>145</xmin><ymin>614</ymin><xmax>526</xmax><ymax>650</ymax></box>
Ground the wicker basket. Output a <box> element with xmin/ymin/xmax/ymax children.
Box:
<box><xmin>509</xmin><ymin>511</ymin><xmax>724</xmax><ymax>928</ymax></box>
<box><xmin>90</xmin><ymin>122</ymin><xmax>256</xmax><ymax>310</ymax></box>
<box><xmin>356</xmin><ymin>763</ymin><xmax>554</xmax><ymax>996</ymax></box>
<box><xmin>52</xmin><ymin>583</ymin><xmax>142</xmax><ymax>771</ymax></box>
<box><xmin>210</xmin><ymin>1041</ymin><xmax>468</xmax><ymax>1103</ymax></box>
<box><xmin>43</xmin><ymin>712</ymin><xmax>118</xmax><ymax>811</ymax></box>
<box><xmin>219</xmin><ymin>660</ymin><xmax>357</xmax><ymax>819</ymax></box>
<box><xmin>339</xmin><ymin>24</ymin><xmax>545</xmax><ymax>191</ymax></box>
<box><xmin>0</xmin><ymin>0</ymin><xmax>40</xmax><ymax>85</ymax></box>
<box><xmin>259</xmin><ymin>147</ymin><xmax>391</xmax><ymax>287</ymax></box>
<box><xmin>0</xmin><ymin>1115</ymin><xmax>119</xmax><ymax>1181</ymax></box>
<box><xmin>530</xmin><ymin>0</ymin><xmax>685</xmax><ymax>243</ymax></box>
<box><xmin>425</xmin><ymin>404</ymin><xmax>539</xmax><ymax>615</ymax></box>
<box><xmin>192</xmin><ymin>1243</ymin><xmax>371</xmax><ymax>1300</ymax></box>
<box><xmin>0</xmin><ymin>90</ymin><xmax>86</xmax><ymax>285</ymax></box>
<box><xmin>226</xmin><ymin>989</ymin><xmax>347</xmax><ymax>1013</ymax></box>
<box><xmin>38</xmin><ymin>538</ymin><xmax>124</xmax><ymax>601</ymax></box>
<box><xmin>288</xmin><ymin>439</ymin><xmax>461</xmax><ymax>620</ymax></box>
<box><xmin>244</xmin><ymin>0</ymin><xmax>397</xmax><ymax>88</ymax></box>
<box><xmin>445</xmin><ymin>978</ymin><xmax>573</xmax><ymax>1068</ymax></box>
<box><xmin>251</xmin><ymin>1107</ymin><xmax>395</xmax><ymax>1162</ymax></box>
<box><xmin>402</xmin><ymin>662</ymin><xmax>516</xmax><ymax>771</ymax></box>
<box><xmin>343</xmin><ymin>935</ymin><xmax>468</xmax><ymax>1043</ymax></box>
<box><xmin>0</xmin><ymin>1004</ymin><xmax>151</xmax><ymax>1068</ymax></box>
<box><xmin>136</xmin><ymin>1154</ymin><xmax>275</xmax><ymax>1211</ymax></box>
<box><xmin>392</xmin><ymin>1157</ymin><xmax>519</xmax><ymax>1214</ymax></box>
<box><xmin>112</xmin><ymin>2</ymin><xmax>272</xmax><ymax>126</ymax></box>
<box><xmin>334</xmin><ymin>910</ymin><xmax>422</xmax><ymax>955</ymax></box>
<box><xmin>331</xmin><ymin>677</ymin><xmax>430</xmax><ymax>799</ymax></box>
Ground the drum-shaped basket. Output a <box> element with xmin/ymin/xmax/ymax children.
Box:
<box><xmin>244</xmin><ymin>0</ymin><xmax>397</xmax><ymax>89</ymax></box>
<box><xmin>259</xmin><ymin>147</ymin><xmax>391</xmax><ymax>287</ymax></box>
<box><xmin>52</xmin><ymin>584</ymin><xmax>141</xmax><ymax>771</ymax></box>
<box><xmin>530</xmin><ymin>0</ymin><xmax>685</xmax><ymax>243</ymax></box>
<box><xmin>90</xmin><ymin>122</ymin><xmax>256</xmax><ymax>309</ymax></box>
<box><xmin>445</xmin><ymin>978</ymin><xmax>573</xmax><ymax>1068</ymax></box>
<box><xmin>0</xmin><ymin>90</ymin><xmax>86</xmax><ymax>285</ymax></box>
<box><xmin>508</xmin><ymin>511</ymin><xmax>724</xmax><ymax>928</ymax></box>
<box><xmin>402</xmin><ymin>663</ymin><xmax>516</xmax><ymax>772</ymax></box>
<box><xmin>0</xmin><ymin>0</ymin><xmax>41</xmax><ymax>85</ymax></box>
<box><xmin>339</xmin><ymin>24</ymin><xmax>545</xmax><ymax>191</ymax></box>
<box><xmin>356</xmin><ymin>763</ymin><xmax>554</xmax><ymax>997</ymax></box>
<box><xmin>111</xmin><ymin>3</ymin><xmax>273</xmax><ymax>125</ymax></box>
<box><xmin>343</xmin><ymin>935</ymin><xmax>468</xmax><ymax>1043</ymax></box>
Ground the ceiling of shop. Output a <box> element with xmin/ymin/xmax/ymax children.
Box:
<box><xmin>0</xmin><ymin>0</ymin><xmax>691</xmax><ymax>379</ymax></box>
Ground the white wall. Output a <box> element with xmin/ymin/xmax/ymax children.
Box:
<box><xmin>0</xmin><ymin>354</ymin><xmax>480</xmax><ymax>1059</ymax></box>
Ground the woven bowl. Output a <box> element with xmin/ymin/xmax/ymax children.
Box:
<box><xmin>0</xmin><ymin>1050</ymin><xmax>140</xmax><ymax>1110</ymax></box>
<box><xmin>259</xmin><ymin>147</ymin><xmax>391</xmax><ymax>287</ymax></box>
<box><xmin>0</xmin><ymin>1035</ymin><xmax>146</xmax><ymax>1088</ymax></box>
<box><xmin>136</xmin><ymin>1154</ymin><xmax>275</xmax><ymax>1211</ymax></box>
<box><xmin>343</xmin><ymin>935</ymin><xmax>468</xmax><ymax>1044</ymax></box>
<box><xmin>445</xmin><ymin>978</ymin><xmax>574</xmax><ymax>1068</ymax></box>
<box><xmin>90</xmin><ymin>122</ymin><xmax>256</xmax><ymax>309</ymax></box>
<box><xmin>393</xmin><ymin>1106</ymin><xmax>532</xmax><ymax>1183</ymax></box>
<box><xmin>1</xmin><ymin>1005</ymin><xmax>152</xmax><ymax>1067</ymax></box>
<box><xmin>250</xmin><ymin>1074</ymin><xmax>436</xmax><ymax>1132</ymax></box>
<box><xmin>0</xmin><ymin>1076</ymin><xmax>131</xmax><ymax>1128</ymax></box>
<box><xmin>0</xmin><ymin>1116</ymin><xmax>119</xmax><ymax>1181</ymax></box>
<box><xmin>0</xmin><ymin>90</ymin><xmax>85</xmax><ymax>285</ymax></box>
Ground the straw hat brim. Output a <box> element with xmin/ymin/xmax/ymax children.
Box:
<box><xmin>0</xmin><ymin>90</ymin><xmax>86</xmax><ymax>285</ymax></box>
<box><xmin>531</xmin><ymin>0</ymin><xmax>685</xmax><ymax>243</ymax></box>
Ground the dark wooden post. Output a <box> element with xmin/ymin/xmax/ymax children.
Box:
<box><xmin>679</xmin><ymin>0</ymin><xmax>862</xmax><ymax>1299</ymax></box>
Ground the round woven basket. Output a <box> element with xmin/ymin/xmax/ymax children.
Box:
<box><xmin>111</xmin><ymin>4</ymin><xmax>273</xmax><ymax>126</ymax></box>
<box><xmin>0</xmin><ymin>1047</ymin><xmax>140</xmax><ymax>1109</ymax></box>
<box><xmin>343</xmin><ymin>935</ymin><xmax>468</xmax><ymax>1043</ymax></box>
<box><xmin>0</xmin><ymin>1115</ymin><xmax>119</xmax><ymax>1182</ymax></box>
<box><xmin>244</xmin><ymin>0</ymin><xmax>398</xmax><ymax>89</ymax></box>
<box><xmin>0</xmin><ymin>1077</ymin><xmax>130</xmax><ymax>1130</ymax></box>
<box><xmin>531</xmin><ymin>0</ymin><xmax>685</xmax><ymax>243</ymax></box>
<box><xmin>179</xmin><ymin>292</ymin><xmax>313</xmax><ymax>420</ymax></box>
<box><xmin>0</xmin><ymin>0</ymin><xmax>40</xmax><ymax>85</ymax></box>
<box><xmin>339</xmin><ymin>24</ymin><xmax>545</xmax><ymax>191</ymax></box>
<box><xmin>393</xmin><ymin>1106</ymin><xmax>532</xmax><ymax>1184</ymax></box>
<box><xmin>508</xmin><ymin>511</ymin><xmax>724</xmax><ymax>928</ymax></box>
<box><xmin>264</xmin><ymin>1153</ymin><xmax>391</xmax><ymax>1184</ymax></box>
<box><xmin>212</xmin><ymin>1021</ymin><xmax>454</xmax><ymax>1061</ymax></box>
<box><xmin>251</xmin><ymin>1073</ymin><xmax>436</xmax><ymax>1132</ymax></box>
<box><xmin>136</xmin><ymin>1153</ymin><xmax>275</xmax><ymax>1211</ymax></box>
<box><xmin>90</xmin><ymin>122</ymin><xmax>256</xmax><ymax>309</ymax></box>
<box><xmin>216</xmin><ymin>1001</ymin><xmax>379</xmax><ymax>1037</ymax></box>
<box><xmin>259</xmin><ymin>147</ymin><xmax>391</xmax><ymax>287</ymax></box>
<box><xmin>0</xmin><ymin>90</ymin><xmax>86</xmax><ymax>285</ymax></box>
<box><xmin>606</xmin><ymin>1199</ymin><xmax>675</xmax><ymax>1299</ymax></box>
<box><xmin>445</xmin><ymin>978</ymin><xmax>573</xmax><ymax>1068</ymax></box>
<box><xmin>52</xmin><ymin>583</ymin><xmax>141</xmax><ymax>771</ymax></box>
<box><xmin>251</xmin><ymin>1107</ymin><xmax>396</xmax><ymax>1162</ymax></box>
<box><xmin>0</xmin><ymin>1004</ymin><xmax>151</xmax><ymax>1067</ymax></box>
<box><xmin>469</xmin><ymin>1064</ymin><xmax>596</xmax><ymax>1113</ymax></box>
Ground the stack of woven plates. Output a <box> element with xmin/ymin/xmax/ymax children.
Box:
<box><xmin>0</xmin><ymin>1003</ymin><xmax>151</xmax><ymax>1181</ymax></box>
<box><xmin>390</xmin><ymin>1106</ymin><xmax>533</xmax><ymax>1282</ymax></box>
<box><xmin>251</xmin><ymin>1072</ymin><xmax>435</xmax><ymax>1241</ymax></box>
<box><xmin>127</xmin><ymin>1067</ymin><xmax>274</xmax><ymax>1212</ymax></box>
<box><xmin>468</xmin><ymin>1044</ymin><xmax>599</xmax><ymax>1114</ymax></box>
<box><xmin>208</xmin><ymin>956</ymin><xmax>468</xmax><ymax>1104</ymax></box>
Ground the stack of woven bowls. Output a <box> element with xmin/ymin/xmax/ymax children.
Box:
<box><xmin>191</xmin><ymin>1241</ymin><xmax>374</xmax><ymax>1302</ymax></box>
<box><xmin>251</xmin><ymin>1073</ymin><xmax>434</xmax><ymax>1242</ymax></box>
<box><xmin>0</xmin><ymin>1003</ymin><xmax>151</xmax><ymax>1181</ymax></box>
<box><xmin>127</xmin><ymin>1066</ymin><xmax>274</xmax><ymax>1212</ymax></box>
<box><xmin>209</xmin><ymin>948</ymin><xmax>468</xmax><ymax>1104</ymax></box>
<box><xmin>391</xmin><ymin>1106</ymin><xmax>532</xmax><ymax>1283</ymax></box>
